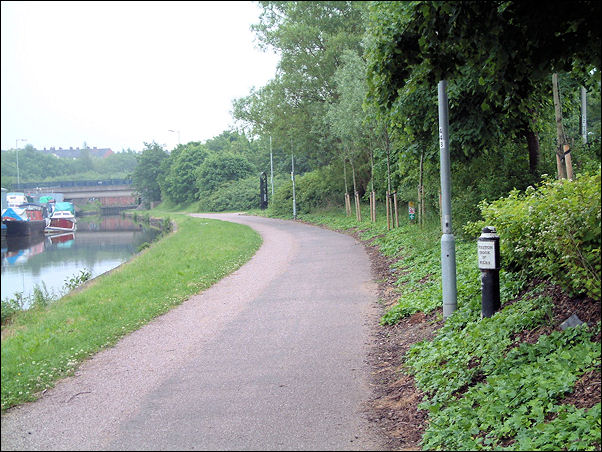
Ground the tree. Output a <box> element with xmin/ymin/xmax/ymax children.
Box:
<box><xmin>365</xmin><ymin>1</ymin><xmax>601</xmax><ymax>174</ymax></box>
<box><xmin>160</xmin><ymin>142</ymin><xmax>209</xmax><ymax>204</ymax></box>
<box><xmin>196</xmin><ymin>152</ymin><xmax>254</xmax><ymax>196</ymax></box>
<box><xmin>95</xmin><ymin>149</ymin><xmax>138</xmax><ymax>177</ymax></box>
<box><xmin>132</xmin><ymin>142</ymin><xmax>168</xmax><ymax>205</ymax></box>
<box><xmin>233</xmin><ymin>1</ymin><xmax>367</xmax><ymax>170</ymax></box>
<box><xmin>326</xmin><ymin>49</ymin><xmax>372</xmax><ymax>205</ymax></box>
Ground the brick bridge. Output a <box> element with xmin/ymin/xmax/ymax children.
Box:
<box><xmin>14</xmin><ymin>179</ymin><xmax>140</xmax><ymax>212</ymax></box>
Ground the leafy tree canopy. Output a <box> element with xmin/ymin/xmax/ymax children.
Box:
<box><xmin>132</xmin><ymin>141</ymin><xmax>168</xmax><ymax>203</ymax></box>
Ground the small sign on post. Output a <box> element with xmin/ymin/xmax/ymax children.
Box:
<box><xmin>478</xmin><ymin>240</ymin><xmax>496</xmax><ymax>269</ymax></box>
<box><xmin>478</xmin><ymin>226</ymin><xmax>501</xmax><ymax>318</ymax></box>
<box><xmin>408</xmin><ymin>201</ymin><xmax>416</xmax><ymax>221</ymax></box>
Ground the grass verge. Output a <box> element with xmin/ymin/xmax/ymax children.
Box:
<box><xmin>1</xmin><ymin>214</ymin><xmax>261</xmax><ymax>411</ymax></box>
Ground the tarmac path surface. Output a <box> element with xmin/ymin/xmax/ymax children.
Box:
<box><xmin>1</xmin><ymin>213</ymin><xmax>384</xmax><ymax>451</ymax></box>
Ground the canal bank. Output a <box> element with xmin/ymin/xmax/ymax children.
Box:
<box><xmin>1</xmin><ymin>215</ymin><xmax>162</xmax><ymax>306</ymax></box>
<box><xmin>1</xmin><ymin>213</ymin><xmax>262</xmax><ymax>411</ymax></box>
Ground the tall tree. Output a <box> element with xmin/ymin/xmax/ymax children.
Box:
<box><xmin>160</xmin><ymin>142</ymin><xmax>209</xmax><ymax>204</ymax></box>
<box><xmin>233</xmin><ymin>1</ymin><xmax>366</xmax><ymax>170</ymax></box>
<box><xmin>132</xmin><ymin>142</ymin><xmax>168</xmax><ymax>205</ymax></box>
<box><xmin>365</xmin><ymin>1</ymin><xmax>601</xmax><ymax>175</ymax></box>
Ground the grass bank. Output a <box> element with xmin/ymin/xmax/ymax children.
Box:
<box><xmin>257</xmin><ymin>205</ymin><xmax>601</xmax><ymax>451</ymax></box>
<box><xmin>1</xmin><ymin>213</ymin><xmax>262</xmax><ymax>411</ymax></box>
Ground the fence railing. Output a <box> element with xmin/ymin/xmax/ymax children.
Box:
<box><xmin>12</xmin><ymin>178</ymin><xmax>133</xmax><ymax>190</ymax></box>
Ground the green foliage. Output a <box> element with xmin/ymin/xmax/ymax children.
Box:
<box><xmin>0</xmin><ymin>146</ymin><xmax>139</xmax><ymax>188</ymax></box>
<box><xmin>198</xmin><ymin>176</ymin><xmax>263</xmax><ymax>212</ymax></box>
<box><xmin>160</xmin><ymin>142</ymin><xmax>209</xmax><ymax>204</ymax></box>
<box><xmin>269</xmin><ymin>165</ymin><xmax>345</xmax><ymax>217</ymax></box>
<box><xmin>1</xmin><ymin>269</ymin><xmax>92</xmax><ymax>325</ymax></box>
<box><xmin>1</xmin><ymin>295</ymin><xmax>25</xmax><ymax>325</ymax></box>
<box><xmin>412</xmin><ymin>319</ymin><xmax>601</xmax><ymax>451</ymax></box>
<box><xmin>63</xmin><ymin>269</ymin><xmax>92</xmax><ymax>292</ymax></box>
<box><xmin>466</xmin><ymin>169</ymin><xmax>602</xmax><ymax>300</ymax></box>
<box><xmin>196</xmin><ymin>152</ymin><xmax>254</xmax><ymax>197</ymax></box>
<box><xmin>364</xmin><ymin>0</ymin><xmax>601</xmax><ymax>229</ymax></box>
<box><xmin>132</xmin><ymin>142</ymin><xmax>169</xmax><ymax>205</ymax></box>
<box><xmin>234</xmin><ymin>1</ymin><xmax>367</xmax><ymax>169</ymax></box>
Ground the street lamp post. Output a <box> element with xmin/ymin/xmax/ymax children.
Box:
<box><xmin>15</xmin><ymin>138</ymin><xmax>27</xmax><ymax>186</ymax></box>
<box><xmin>168</xmin><ymin>129</ymin><xmax>181</xmax><ymax>146</ymax></box>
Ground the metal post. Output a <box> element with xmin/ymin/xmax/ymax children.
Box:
<box><xmin>438</xmin><ymin>80</ymin><xmax>457</xmax><ymax>318</ymax></box>
<box><xmin>270</xmin><ymin>136</ymin><xmax>274</xmax><ymax>197</ymax></box>
<box><xmin>16</xmin><ymin>140</ymin><xmax>20</xmax><ymax>186</ymax></box>
<box><xmin>291</xmin><ymin>152</ymin><xmax>297</xmax><ymax>219</ymax></box>
<box><xmin>581</xmin><ymin>86</ymin><xmax>587</xmax><ymax>144</ymax></box>
<box><xmin>15</xmin><ymin>138</ymin><xmax>27</xmax><ymax>187</ymax></box>
<box><xmin>478</xmin><ymin>226</ymin><xmax>501</xmax><ymax>318</ymax></box>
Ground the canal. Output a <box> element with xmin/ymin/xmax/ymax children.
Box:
<box><xmin>1</xmin><ymin>215</ymin><xmax>161</xmax><ymax>308</ymax></box>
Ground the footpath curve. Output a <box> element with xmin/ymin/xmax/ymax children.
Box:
<box><xmin>1</xmin><ymin>213</ymin><xmax>384</xmax><ymax>451</ymax></box>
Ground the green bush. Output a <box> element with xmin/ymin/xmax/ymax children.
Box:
<box><xmin>270</xmin><ymin>165</ymin><xmax>345</xmax><ymax>217</ymax></box>
<box><xmin>196</xmin><ymin>152</ymin><xmax>254</xmax><ymax>196</ymax></box>
<box><xmin>199</xmin><ymin>176</ymin><xmax>262</xmax><ymax>212</ymax></box>
<box><xmin>465</xmin><ymin>168</ymin><xmax>601</xmax><ymax>300</ymax></box>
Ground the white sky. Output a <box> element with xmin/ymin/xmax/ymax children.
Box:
<box><xmin>1</xmin><ymin>1</ymin><xmax>279</xmax><ymax>152</ymax></box>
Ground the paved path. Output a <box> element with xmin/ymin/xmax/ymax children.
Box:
<box><xmin>1</xmin><ymin>213</ymin><xmax>383</xmax><ymax>451</ymax></box>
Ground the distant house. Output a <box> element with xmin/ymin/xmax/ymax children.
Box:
<box><xmin>39</xmin><ymin>146</ymin><xmax>114</xmax><ymax>159</ymax></box>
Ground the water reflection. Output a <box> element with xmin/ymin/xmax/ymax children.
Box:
<box><xmin>1</xmin><ymin>215</ymin><xmax>160</xmax><ymax>303</ymax></box>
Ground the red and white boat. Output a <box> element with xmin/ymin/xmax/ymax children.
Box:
<box><xmin>45</xmin><ymin>209</ymin><xmax>77</xmax><ymax>233</ymax></box>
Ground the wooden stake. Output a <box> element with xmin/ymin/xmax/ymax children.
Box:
<box><xmin>393</xmin><ymin>192</ymin><xmax>399</xmax><ymax>228</ymax></box>
<box><xmin>552</xmin><ymin>73</ymin><xmax>568</xmax><ymax>179</ymax></box>
<box><xmin>386</xmin><ymin>191</ymin><xmax>391</xmax><ymax>230</ymax></box>
<box><xmin>355</xmin><ymin>192</ymin><xmax>362</xmax><ymax>222</ymax></box>
<box><xmin>345</xmin><ymin>192</ymin><xmax>351</xmax><ymax>216</ymax></box>
<box><xmin>564</xmin><ymin>144</ymin><xmax>574</xmax><ymax>180</ymax></box>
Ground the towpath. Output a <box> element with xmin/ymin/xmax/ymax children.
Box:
<box><xmin>1</xmin><ymin>213</ymin><xmax>384</xmax><ymax>451</ymax></box>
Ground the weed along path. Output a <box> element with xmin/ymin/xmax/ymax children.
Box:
<box><xmin>1</xmin><ymin>213</ymin><xmax>384</xmax><ymax>451</ymax></box>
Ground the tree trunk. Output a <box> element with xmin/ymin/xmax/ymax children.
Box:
<box><xmin>552</xmin><ymin>73</ymin><xmax>568</xmax><ymax>179</ymax></box>
<box><xmin>343</xmin><ymin>157</ymin><xmax>351</xmax><ymax>216</ymax></box>
<box><xmin>419</xmin><ymin>149</ymin><xmax>425</xmax><ymax>227</ymax></box>
<box><xmin>525</xmin><ymin>130</ymin><xmax>540</xmax><ymax>176</ymax></box>
<box><xmin>350</xmin><ymin>157</ymin><xmax>361</xmax><ymax>222</ymax></box>
<box><xmin>384</xmin><ymin>128</ymin><xmax>392</xmax><ymax>194</ymax></box>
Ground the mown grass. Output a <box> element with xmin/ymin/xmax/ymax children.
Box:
<box><xmin>264</xmin><ymin>203</ymin><xmax>601</xmax><ymax>451</ymax></box>
<box><xmin>1</xmin><ymin>214</ymin><xmax>261</xmax><ymax>411</ymax></box>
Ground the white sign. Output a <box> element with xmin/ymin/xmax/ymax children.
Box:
<box><xmin>478</xmin><ymin>240</ymin><xmax>496</xmax><ymax>269</ymax></box>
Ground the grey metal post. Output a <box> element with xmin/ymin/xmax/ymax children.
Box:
<box><xmin>270</xmin><ymin>136</ymin><xmax>274</xmax><ymax>197</ymax></box>
<box><xmin>581</xmin><ymin>86</ymin><xmax>587</xmax><ymax>144</ymax></box>
<box><xmin>16</xmin><ymin>140</ymin><xmax>20</xmax><ymax>186</ymax></box>
<box><xmin>291</xmin><ymin>152</ymin><xmax>297</xmax><ymax>219</ymax></box>
<box><xmin>438</xmin><ymin>80</ymin><xmax>457</xmax><ymax>318</ymax></box>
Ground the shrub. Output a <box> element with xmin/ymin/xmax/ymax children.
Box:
<box><xmin>196</xmin><ymin>152</ymin><xmax>254</xmax><ymax>197</ymax></box>
<box><xmin>465</xmin><ymin>168</ymin><xmax>601</xmax><ymax>300</ymax></box>
<box><xmin>199</xmin><ymin>175</ymin><xmax>263</xmax><ymax>212</ymax></box>
<box><xmin>270</xmin><ymin>165</ymin><xmax>345</xmax><ymax>217</ymax></box>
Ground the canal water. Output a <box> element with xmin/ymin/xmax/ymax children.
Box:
<box><xmin>1</xmin><ymin>215</ymin><xmax>161</xmax><ymax>307</ymax></box>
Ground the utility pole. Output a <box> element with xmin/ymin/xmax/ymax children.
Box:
<box><xmin>291</xmin><ymin>152</ymin><xmax>297</xmax><ymax>219</ymax></box>
<box><xmin>438</xmin><ymin>80</ymin><xmax>457</xmax><ymax>319</ymax></box>
<box><xmin>15</xmin><ymin>138</ymin><xmax>27</xmax><ymax>186</ymax></box>
<box><xmin>270</xmin><ymin>135</ymin><xmax>274</xmax><ymax>197</ymax></box>
<box><xmin>581</xmin><ymin>86</ymin><xmax>587</xmax><ymax>144</ymax></box>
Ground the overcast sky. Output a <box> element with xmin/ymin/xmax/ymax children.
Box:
<box><xmin>1</xmin><ymin>1</ymin><xmax>279</xmax><ymax>153</ymax></box>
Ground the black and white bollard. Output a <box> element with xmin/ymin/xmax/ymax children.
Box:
<box><xmin>478</xmin><ymin>226</ymin><xmax>501</xmax><ymax>318</ymax></box>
